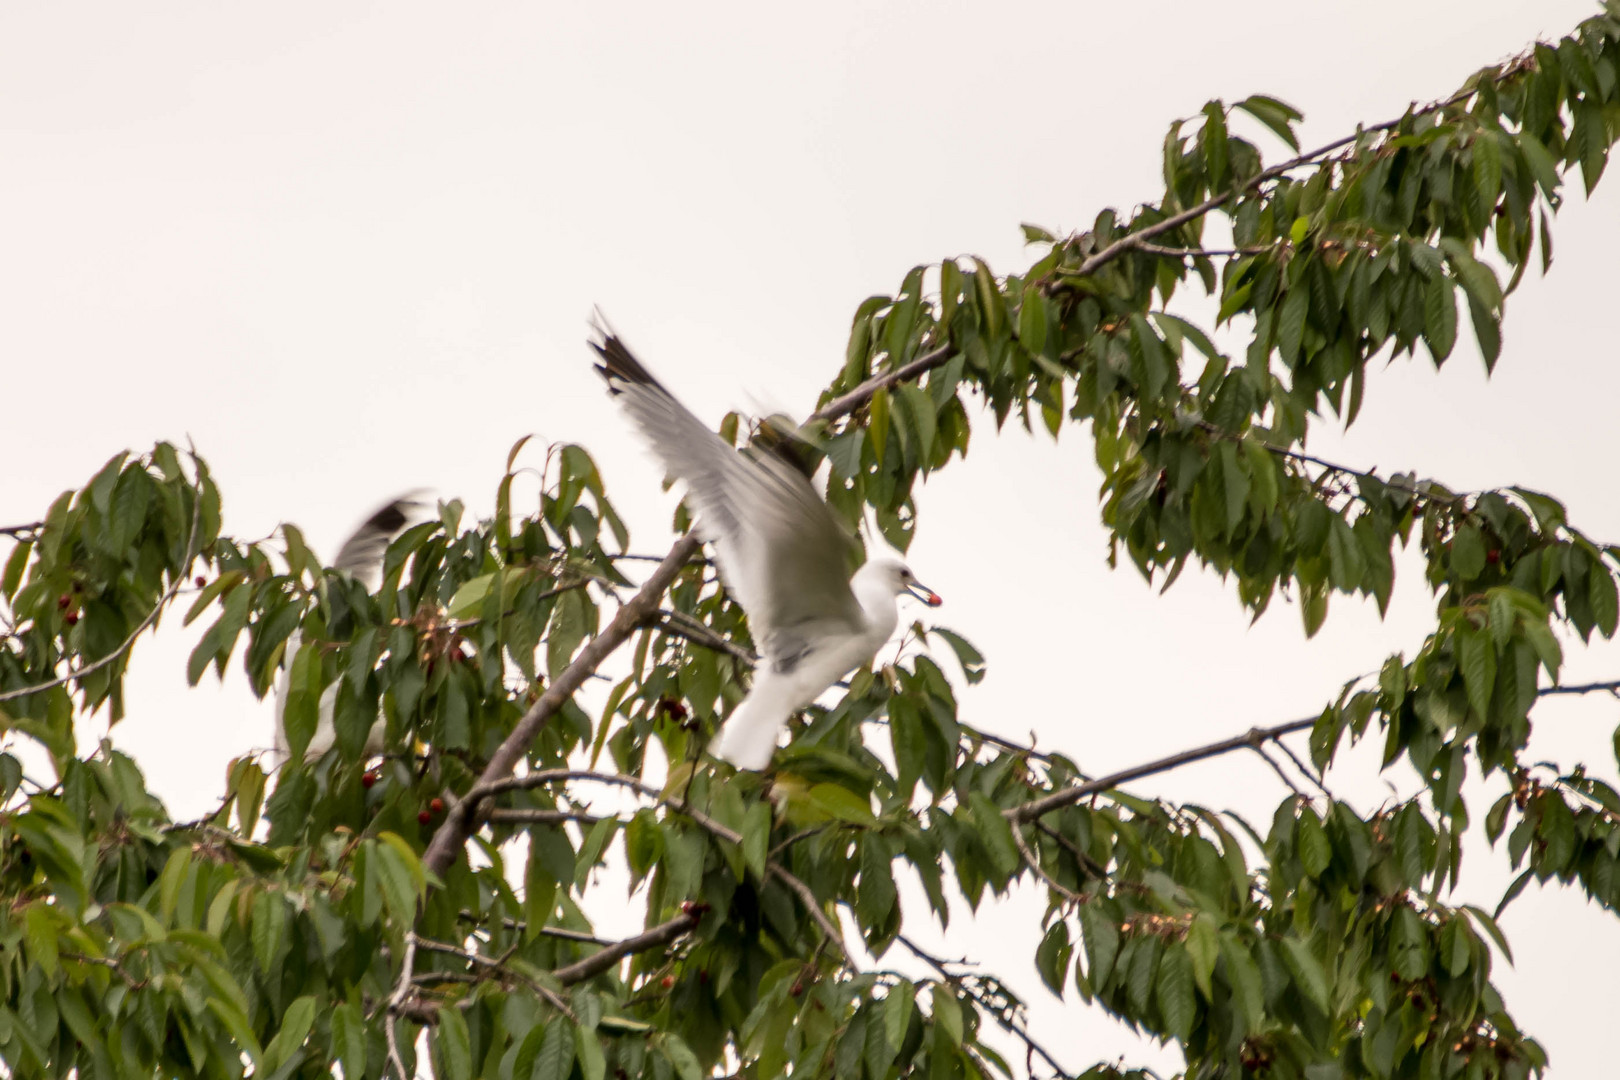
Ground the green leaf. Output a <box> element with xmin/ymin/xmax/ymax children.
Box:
<box><xmin>1234</xmin><ymin>94</ymin><xmax>1302</xmax><ymax>150</ymax></box>
<box><xmin>1080</xmin><ymin>902</ymin><xmax>1121</xmax><ymax>985</ymax></box>
<box><xmin>742</xmin><ymin>801</ymin><xmax>770</xmax><ymax>880</ymax></box>
<box><xmin>1279</xmin><ymin>937</ymin><xmax>1330</xmax><ymax>1013</ymax></box>
<box><xmin>1184</xmin><ymin>914</ymin><xmax>1218</xmax><ymax>1000</ymax></box>
<box><xmin>658</xmin><ymin>1033</ymin><xmax>700</xmax><ymax>1080</ymax></box>
<box><xmin>1451</xmin><ymin>525</ymin><xmax>1486</xmax><ymax>580</ymax></box>
<box><xmin>968</xmin><ymin>792</ymin><xmax>1021</xmax><ymax>879</ymax></box>
<box><xmin>22</xmin><ymin>902</ymin><xmax>60</xmax><ymax>978</ymax></box>
<box><xmin>883</xmin><ymin>980</ymin><xmax>916</xmax><ymax>1051</ymax></box>
<box><xmin>929</xmin><ymin>627</ymin><xmax>986</xmax><ymax>684</ymax></box>
<box><xmin>534</xmin><ymin>1019</ymin><xmax>576</xmax><ymax>1080</ymax></box>
<box><xmin>207</xmin><ymin>997</ymin><xmax>265</xmax><ymax>1069</ymax></box>
<box><xmin>263</xmin><ymin>995</ymin><xmax>317</xmax><ymax>1074</ymax></box>
<box><xmin>1456</xmin><ymin>627</ymin><xmax>1496</xmax><ymax>721</ymax></box>
<box><xmin>1590</xmin><ymin>565</ymin><xmax>1619</xmax><ymax>638</ymax></box>
<box><xmin>807</xmin><ymin>783</ymin><xmax>876</xmax><ymax>825</ymax></box>
<box><xmin>1018</xmin><ymin>282</ymin><xmax>1048</xmax><ymax>356</ymax></box>
<box><xmin>252</xmin><ymin>889</ymin><xmax>286</xmax><ymax>974</ymax></box>
<box><xmin>1219</xmin><ymin>934</ymin><xmax>1264</xmax><ymax>1034</ymax></box>
<box><xmin>575</xmin><ymin>1023</ymin><xmax>606</xmax><ymax>1080</ymax></box>
<box><xmin>435</xmin><ymin>1005</ymin><xmax>473</xmax><ymax>1080</ymax></box>
<box><xmin>869</xmin><ymin>387</ymin><xmax>891</xmax><ymax>463</ymax></box>
<box><xmin>1423</xmin><ymin>274</ymin><xmax>1458</xmax><ymax>362</ymax></box>
<box><xmin>930</xmin><ymin>984</ymin><xmax>964</xmax><ymax>1047</ymax></box>
<box><xmin>898</xmin><ymin>383</ymin><xmax>938</xmax><ymax>465</ymax></box>
<box><xmin>1156</xmin><ymin>945</ymin><xmax>1197</xmax><ymax>1041</ymax></box>
<box><xmin>332</xmin><ymin>999</ymin><xmax>367</xmax><ymax>1080</ymax></box>
<box><xmin>1297</xmin><ymin>807</ymin><xmax>1331</xmax><ymax>877</ymax></box>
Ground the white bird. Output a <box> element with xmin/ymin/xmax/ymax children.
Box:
<box><xmin>273</xmin><ymin>495</ymin><xmax>425</xmax><ymax>765</ymax></box>
<box><xmin>591</xmin><ymin>328</ymin><xmax>942</xmax><ymax>770</ymax></box>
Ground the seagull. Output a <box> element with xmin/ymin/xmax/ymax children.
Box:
<box><xmin>273</xmin><ymin>494</ymin><xmax>425</xmax><ymax>765</ymax></box>
<box><xmin>591</xmin><ymin>327</ymin><xmax>942</xmax><ymax>770</ymax></box>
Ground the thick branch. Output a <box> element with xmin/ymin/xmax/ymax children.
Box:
<box><xmin>552</xmin><ymin>911</ymin><xmax>701</xmax><ymax>986</ymax></box>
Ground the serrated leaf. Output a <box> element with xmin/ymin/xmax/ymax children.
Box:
<box><xmin>1184</xmin><ymin>914</ymin><xmax>1218</xmax><ymax>1000</ymax></box>
<box><xmin>883</xmin><ymin>980</ymin><xmax>916</xmax><ymax>1051</ymax></box>
<box><xmin>806</xmin><ymin>783</ymin><xmax>876</xmax><ymax>825</ymax></box>
<box><xmin>930</xmin><ymin>984</ymin><xmax>963</xmax><ymax>1046</ymax></box>
<box><xmin>1156</xmin><ymin>945</ymin><xmax>1197</xmax><ymax>1041</ymax></box>
<box><xmin>435</xmin><ymin>1005</ymin><xmax>473</xmax><ymax>1080</ymax></box>
<box><xmin>262</xmin><ymin>995</ymin><xmax>317</xmax><ymax>1075</ymax></box>
<box><xmin>1279</xmin><ymin>937</ymin><xmax>1330</xmax><ymax>1013</ymax></box>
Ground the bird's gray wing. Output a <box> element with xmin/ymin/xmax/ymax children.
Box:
<box><xmin>332</xmin><ymin>494</ymin><xmax>428</xmax><ymax>587</ymax></box>
<box><xmin>590</xmin><ymin>329</ymin><xmax>863</xmax><ymax>661</ymax></box>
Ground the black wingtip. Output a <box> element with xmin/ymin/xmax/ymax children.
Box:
<box><xmin>588</xmin><ymin>312</ymin><xmax>663</xmax><ymax>397</ymax></box>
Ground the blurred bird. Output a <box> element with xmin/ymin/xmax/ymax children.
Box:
<box><xmin>591</xmin><ymin>326</ymin><xmax>941</xmax><ymax>770</ymax></box>
<box><xmin>272</xmin><ymin>494</ymin><xmax>426</xmax><ymax>764</ymax></box>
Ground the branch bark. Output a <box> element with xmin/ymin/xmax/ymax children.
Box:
<box><xmin>552</xmin><ymin>911</ymin><xmax>702</xmax><ymax>986</ymax></box>
<box><xmin>1006</xmin><ymin>717</ymin><xmax>1315</xmax><ymax>822</ymax></box>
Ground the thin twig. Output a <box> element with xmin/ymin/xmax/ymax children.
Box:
<box><xmin>0</xmin><ymin>522</ymin><xmax>43</xmax><ymax>541</ymax></box>
<box><xmin>1012</xmin><ymin>821</ymin><xmax>1082</xmax><ymax>905</ymax></box>
<box><xmin>384</xmin><ymin>931</ymin><xmax>419</xmax><ymax>1080</ymax></box>
<box><xmin>1131</xmin><ymin>242</ymin><xmax>1275</xmax><ymax>259</ymax></box>
<box><xmin>654</xmin><ymin>609</ymin><xmax>758</xmax><ymax>664</ymax></box>
<box><xmin>485</xmin><ymin>808</ymin><xmax>604</xmax><ymax>827</ymax></box>
<box><xmin>1250</xmin><ymin>743</ymin><xmax>1309</xmax><ymax>800</ymax></box>
<box><xmin>896</xmin><ymin>935</ymin><xmax>1072</xmax><ymax>1080</ymax></box>
<box><xmin>0</xmin><ymin>469</ymin><xmax>205</xmax><ymax>704</ymax></box>
<box><xmin>1540</xmin><ymin>680</ymin><xmax>1620</xmax><ymax>697</ymax></box>
<box><xmin>1272</xmin><ymin>737</ymin><xmax>1337</xmax><ymax>802</ymax></box>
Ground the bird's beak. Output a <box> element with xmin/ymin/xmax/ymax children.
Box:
<box><xmin>907</xmin><ymin>580</ymin><xmax>943</xmax><ymax>607</ymax></box>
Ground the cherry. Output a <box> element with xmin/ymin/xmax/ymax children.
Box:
<box><xmin>430</xmin><ymin>798</ymin><xmax>445</xmax><ymax>814</ymax></box>
<box><xmin>57</xmin><ymin>594</ymin><xmax>71</xmax><ymax>609</ymax></box>
<box><xmin>361</xmin><ymin>772</ymin><xmax>378</xmax><ymax>789</ymax></box>
<box><xmin>63</xmin><ymin>612</ymin><xmax>79</xmax><ymax>626</ymax></box>
<box><xmin>195</xmin><ymin>576</ymin><xmax>207</xmax><ymax>588</ymax></box>
<box><xmin>417</xmin><ymin>810</ymin><xmax>432</xmax><ymax>825</ymax></box>
<box><xmin>659</xmin><ymin>976</ymin><xmax>675</xmax><ymax>989</ymax></box>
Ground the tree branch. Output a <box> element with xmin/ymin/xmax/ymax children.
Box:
<box><xmin>1006</xmin><ymin>718</ymin><xmax>1316</xmax><ymax>822</ymax></box>
<box><xmin>552</xmin><ymin>910</ymin><xmax>702</xmax><ymax>986</ymax></box>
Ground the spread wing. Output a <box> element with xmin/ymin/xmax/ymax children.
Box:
<box><xmin>590</xmin><ymin>327</ymin><xmax>863</xmax><ymax>663</ymax></box>
<box><xmin>332</xmin><ymin>494</ymin><xmax>428</xmax><ymax>587</ymax></box>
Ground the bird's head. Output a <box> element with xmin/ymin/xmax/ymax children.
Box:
<box><xmin>867</xmin><ymin>558</ymin><xmax>943</xmax><ymax>607</ymax></box>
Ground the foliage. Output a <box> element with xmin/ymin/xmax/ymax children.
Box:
<box><xmin>4</xmin><ymin>7</ymin><xmax>1620</xmax><ymax>1079</ymax></box>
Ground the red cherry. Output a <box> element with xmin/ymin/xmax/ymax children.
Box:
<box><xmin>63</xmin><ymin>612</ymin><xmax>79</xmax><ymax>626</ymax></box>
<box><xmin>659</xmin><ymin>976</ymin><xmax>674</xmax><ymax>989</ymax></box>
<box><xmin>417</xmin><ymin>810</ymin><xmax>432</xmax><ymax>825</ymax></box>
<box><xmin>1485</xmin><ymin>550</ymin><xmax>1500</xmax><ymax>565</ymax></box>
<box><xmin>57</xmin><ymin>594</ymin><xmax>72</xmax><ymax>609</ymax></box>
<box><xmin>430</xmin><ymin>798</ymin><xmax>445</xmax><ymax>814</ymax></box>
<box><xmin>195</xmin><ymin>576</ymin><xmax>207</xmax><ymax>588</ymax></box>
<box><xmin>361</xmin><ymin>772</ymin><xmax>378</xmax><ymax>789</ymax></box>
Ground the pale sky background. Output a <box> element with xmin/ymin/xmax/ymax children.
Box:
<box><xmin>3</xmin><ymin>2</ymin><xmax>1619</xmax><ymax>1075</ymax></box>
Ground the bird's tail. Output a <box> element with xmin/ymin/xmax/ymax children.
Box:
<box><xmin>711</xmin><ymin>676</ymin><xmax>796</xmax><ymax>770</ymax></box>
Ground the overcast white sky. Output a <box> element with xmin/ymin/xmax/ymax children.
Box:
<box><xmin>3</xmin><ymin>2</ymin><xmax>1618</xmax><ymax>1074</ymax></box>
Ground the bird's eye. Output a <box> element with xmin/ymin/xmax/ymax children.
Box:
<box><xmin>899</xmin><ymin>569</ymin><xmax>912</xmax><ymax>580</ymax></box>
